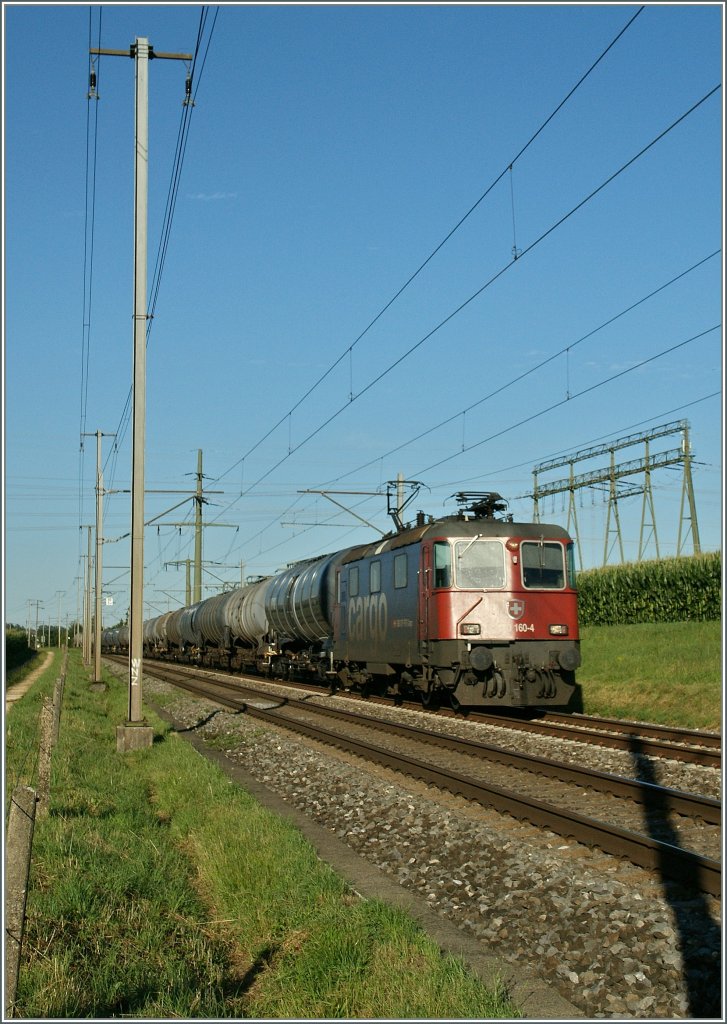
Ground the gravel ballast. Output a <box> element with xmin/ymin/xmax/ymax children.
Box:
<box><xmin>143</xmin><ymin>673</ymin><xmax>722</xmax><ymax>1019</ymax></box>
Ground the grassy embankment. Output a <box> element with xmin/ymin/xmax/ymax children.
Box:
<box><xmin>5</xmin><ymin>621</ymin><xmax>721</xmax><ymax>1015</ymax></box>
<box><xmin>579</xmin><ymin>619</ymin><xmax>722</xmax><ymax>731</ymax></box>
<box><xmin>5</xmin><ymin>648</ymin><xmax>517</xmax><ymax>1020</ymax></box>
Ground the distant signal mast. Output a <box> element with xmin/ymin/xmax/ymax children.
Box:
<box><xmin>527</xmin><ymin>420</ymin><xmax>700</xmax><ymax>568</ymax></box>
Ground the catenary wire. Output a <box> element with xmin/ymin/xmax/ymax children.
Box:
<box><xmin>102</xmin><ymin>7</ymin><xmax>219</xmax><ymax>489</ymax></box>
<box><xmin>212</xmin><ymin>6</ymin><xmax>646</xmax><ymax>486</ymax></box>
<box><xmin>209</xmin><ymin>84</ymin><xmax>721</xmax><ymax>527</ymax></box>
<box><xmin>319</xmin><ymin>250</ymin><xmax>721</xmax><ymax>487</ymax></box>
<box><xmin>78</xmin><ymin>7</ymin><xmax>103</xmax><ymax>567</ymax></box>
<box><xmin>99</xmin><ymin>10</ymin><xmax>219</xmax><ymax>533</ymax></box>
<box><xmin>218</xmin><ymin>328</ymin><xmax>718</xmax><ymax>571</ymax></box>
<box><xmin>412</xmin><ymin>325</ymin><xmax>720</xmax><ymax>478</ymax></box>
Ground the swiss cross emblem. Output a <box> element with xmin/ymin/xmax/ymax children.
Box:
<box><xmin>507</xmin><ymin>599</ymin><xmax>525</xmax><ymax>620</ymax></box>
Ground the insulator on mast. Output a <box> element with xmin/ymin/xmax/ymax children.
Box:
<box><xmin>183</xmin><ymin>69</ymin><xmax>195</xmax><ymax>108</ymax></box>
<box><xmin>88</xmin><ymin>63</ymin><xmax>98</xmax><ymax>100</ymax></box>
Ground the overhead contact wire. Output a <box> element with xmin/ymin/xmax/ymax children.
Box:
<box><xmin>78</xmin><ymin>6</ymin><xmax>103</xmax><ymax>564</ymax></box>
<box><xmin>210</xmin><ymin>84</ymin><xmax>720</xmax><ymax>526</ymax></box>
<box><xmin>213</xmin><ymin>5</ymin><xmax>645</xmax><ymax>485</ymax></box>
<box><xmin>413</xmin><ymin>325</ymin><xmax>721</xmax><ymax>477</ymax></box>
<box><xmin>321</xmin><ymin>249</ymin><xmax>721</xmax><ymax>485</ymax></box>
<box><xmin>102</xmin><ymin>8</ymin><xmax>219</xmax><ymax>493</ymax></box>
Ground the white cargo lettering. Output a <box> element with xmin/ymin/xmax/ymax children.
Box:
<box><xmin>348</xmin><ymin>593</ymin><xmax>388</xmax><ymax>644</ymax></box>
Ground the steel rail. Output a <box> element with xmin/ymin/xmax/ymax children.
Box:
<box><xmin>531</xmin><ymin>710</ymin><xmax>722</xmax><ymax>748</ymax></box>
<box><xmin>175</xmin><ymin>669</ymin><xmax>721</xmax><ymax>827</ymax></box>
<box><xmin>464</xmin><ymin>710</ymin><xmax>721</xmax><ymax>769</ymax></box>
<box><xmin>141</xmin><ymin>661</ymin><xmax>721</xmax><ymax>896</ymax></box>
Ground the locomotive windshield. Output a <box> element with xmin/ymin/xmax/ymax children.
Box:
<box><xmin>521</xmin><ymin>541</ymin><xmax>566</xmax><ymax>589</ymax></box>
<box><xmin>454</xmin><ymin>539</ymin><xmax>505</xmax><ymax>589</ymax></box>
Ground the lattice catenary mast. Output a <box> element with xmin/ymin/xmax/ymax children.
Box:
<box><xmin>527</xmin><ymin>420</ymin><xmax>700</xmax><ymax>567</ymax></box>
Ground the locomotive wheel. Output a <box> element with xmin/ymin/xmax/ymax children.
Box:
<box><xmin>421</xmin><ymin>686</ymin><xmax>440</xmax><ymax>710</ymax></box>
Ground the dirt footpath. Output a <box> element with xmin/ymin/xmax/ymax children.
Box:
<box><xmin>5</xmin><ymin>651</ymin><xmax>54</xmax><ymax>716</ymax></box>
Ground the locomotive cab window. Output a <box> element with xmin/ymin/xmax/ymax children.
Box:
<box><xmin>566</xmin><ymin>543</ymin><xmax>577</xmax><ymax>589</ymax></box>
<box><xmin>349</xmin><ymin>565</ymin><xmax>359</xmax><ymax>597</ymax></box>
<box><xmin>455</xmin><ymin>540</ymin><xmax>504</xmax><ymax>589</ymax></box>
<box><xmin>521</xmin><ymin>541</ymin><xmax>565</xmax><ymax>589</ymax></box>
<box><xmin>433</xmin><ymin>542</ymin><xmax>452</xmax><ymax>588</ymax></box>
<box><xmin>370</xmin><ymin>560</ymin><xmax>381</xmax><ymax>594</ymax></box>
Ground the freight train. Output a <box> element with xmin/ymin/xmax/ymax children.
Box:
<box><xmin>102</xmin><ymin>492</ymin><xmax>581</xmax><ymax>709</ymax></box>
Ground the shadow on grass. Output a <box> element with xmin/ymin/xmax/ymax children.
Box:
<box><xmin>235</xmin><ymin>943</ymin><xmax>280</xmax><ymax>995</ymax></box>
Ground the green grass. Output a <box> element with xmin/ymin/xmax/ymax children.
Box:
<box><xmin>578</xmin><ymin>620</ymin><xmax>722</xmax><ymax>730</ymax></box>
<box><xmin>6</xmin><ymin>651</ymin><xmax>517</xmax><ymax>1019</ymax></box>
<box><xmin>8</xmin><ymin>622</ymin><xmax>720</xmax><ymax>1015</ymax></box>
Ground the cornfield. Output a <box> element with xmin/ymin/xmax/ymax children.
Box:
<box><xmin>576</xmin><ymin>552</ymin><xmax>722</xmax><ymax>626</ymax></box>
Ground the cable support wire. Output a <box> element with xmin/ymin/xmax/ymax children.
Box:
<box><xmin>100</xmin><ymin>8</ymin><xmax>219</xmax><ymax>489</ymax></box>
<box><xmin>210</xmin><ymin>84</ymin><xmax>720</xmax><ymax>528</ymax></box>
<box><xmin>220</xmin><ymin>326</ymin><xmax>719</xmax><ymax>566</ymax></box>
<box><xmin>322</xmin><ymin>249</ymin><xmax>720</xmax><ymax>487</ymax></box>
<box><xmin>78</xmin><ymin>7</ymin><xmax>103</xmax><ymax>561</ymax></box>
<box><xmin>412</xmin><ymin>325</ymin><xmax>720</xmax><ymax>478</ymax></box>
<box><xmin>226</xmin><ymin>383</ymin><xmax>720</xmax><ymax>570</ymax></box>
<box><xmin>436</xmin><ymin>391</ymin><xmax>720</xmax><ymax>493</ymax></box>
<box><xmin>212</xmin><ymin>5</ymin><xmax>645</xmax><ymax>487</ymax></box>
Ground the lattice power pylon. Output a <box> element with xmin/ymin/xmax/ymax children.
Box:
<box><xmin>528</xmin><ymin>420</ymin><xmax>701</xmax><ymax>567</ymax></box>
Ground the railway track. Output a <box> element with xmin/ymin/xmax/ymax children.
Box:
<box><xmin>127</xmin><ymin>656</ymin><xmax>721</xmax><ymax>767</ymax></box>
<box><xmin>465</xmin><ymin>708</ymin><xmax>721</xmax><ymax>769</ymax></box>
<box><xmin>128</xmin><ymin>658</ymin><xmax>721</xmax><ymax>896</ymax></box>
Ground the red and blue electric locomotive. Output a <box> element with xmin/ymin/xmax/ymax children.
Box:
<box><xmin>331</xmin><ymin>492</ymin><xmax>580</xmax><ymax>708</ymax></box>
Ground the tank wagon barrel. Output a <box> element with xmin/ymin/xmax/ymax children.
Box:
<box><xmin>178</xmin><ymin>601</ymin><xmax>204</xmax><ymax>648</ymax></box>
<box><xmin>165</xmin><ymin>607</ymin><xmax>185</xmax><ymax>649</ymax></box>
<box><xmin>226</xmin><ymin>577</ymin><xmax>273</xmax><ymax>645</ymax></box>
<box><xmin>192</xmin><ymin>591</ymin><xmax>236</xmax><ymax>647</ymax></box>
<box><xmin>150</xmin><ymin>610</ymin><xmax>173</xmax><ymax>647</ymax></box>
<box><xmin>266</xmin><ymin>551</ymin><xmax>346</xmax><ymax>643</ymax></box>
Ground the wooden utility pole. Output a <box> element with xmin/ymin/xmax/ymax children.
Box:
<box><xmin>85</xmin><ymin>528</ymin><xmax>92</xmax><ymax>664</ymax></box>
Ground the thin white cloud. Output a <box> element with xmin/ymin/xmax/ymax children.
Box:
<box><xmin>187</xmin><ymin>191</ymin><xmax>238</xmax><ymax>202</ymax></box>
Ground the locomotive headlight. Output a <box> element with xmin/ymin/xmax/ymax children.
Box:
<box><xmin>549</xmin><ymin>624</ymin><xmax>569</xmax><ymax>635</ymax></box>
<box><xmin>461</xmin><ymin>623</ymin><xmax>481</xmax><ymax>635</ymax></box>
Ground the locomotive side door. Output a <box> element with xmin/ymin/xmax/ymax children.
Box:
<box><xmin>419</xmin><ymin>543</ymin><xmax>431</xmax><ymax>643</ymax></box>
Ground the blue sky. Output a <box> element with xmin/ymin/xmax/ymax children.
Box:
<box><xmin>3</xmin><ymin>2</ymin><xmax>724</xmax><ymax>630</ymax></box>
